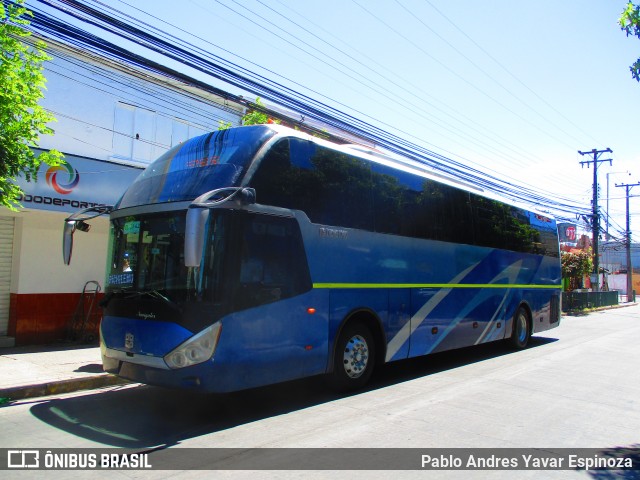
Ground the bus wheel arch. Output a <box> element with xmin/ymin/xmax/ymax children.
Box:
<box><xmin>509</xmin><ymin>303</ymin><xmax>532</xmax><ymax>349</ymax></box>
<box><xmin>326</xmin><ymin>310</ymin><xmax>383</xmax><ymax>391</ymax></box>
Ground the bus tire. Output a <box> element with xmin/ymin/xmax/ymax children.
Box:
<box><xmin>327</xmin><ymin>322</ymin><xmax>375</xmax><ymax>391</ymax></box>
<box><xmin>509</xmin><ymin>306</ymin><xmax>531</xmax><ymax>349</ymax></box>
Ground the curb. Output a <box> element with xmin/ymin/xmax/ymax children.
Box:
<box><xmin>562</xmin><ymin>301</ymin><xmax>638</xmax><ymax>316</ymax></box>
<box><xmin>0</xmin><ymin>375</ymin><xmax>130</xmax><ymax>402</ymax></box>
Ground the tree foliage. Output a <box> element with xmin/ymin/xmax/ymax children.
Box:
<box><xmin>561</xmin><ymin>250</ymin><xmax>593</xmax><ymax>291</ymax></box>
<box><xmin>0</xmin><ymin>0</ymin><xmax>63</xmax><ymax>210</ymax></box>
<box><xmin>241</xmin><ymin>97</ymin><xmax>270</xmax><ymax>126</ymax></box>
<box><xmin>219</xmin><ymin>97</ymin><xmax>281</xmax><ymax>130</ymax></box>
<box><xmin>619</xmin><ymin>1</ymin><xmax>640</xmax><ymax>81</ymax></box>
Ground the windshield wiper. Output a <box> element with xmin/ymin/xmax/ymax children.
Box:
<box><xmin>102</xmin><ymin>288</ymin><xmax>182</xmax><ymax>313</ymax></box>
<box><xmin>99</xmin><ymin>287</ymin><xmax>132</xmax><ymax>308</ymax></box>
<box><xmin>125</xmin><ymin>289</ymin><xmax>182</xmax><ymax>313</ymax></box>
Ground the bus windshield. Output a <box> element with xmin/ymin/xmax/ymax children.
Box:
<box><xmin>106</xmin><ymin>212</ymin><xmax>230</xmax><ymax>307</ymax></box>
<box><xmin>106</xmin><ymin>209</ymin><xmax>312</xmax><ymax>323</ymax></box>
<box><xmin>107</xmin><ymin>212</ymin><xmax>190</xmax><ymax>298</ymax></box>
<box><xmin>117</xmin><ymin>126</ymin><xmax>276</xmax><ymax>209</ymax></box>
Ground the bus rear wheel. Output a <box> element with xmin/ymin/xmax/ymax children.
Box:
<box><xmin>509</xmin><ymin>306</ymin><xmax>531</xmax><ymax>349</ymax></box>
<box><xmin>327</xmin><ymin>322</ymin><xmax>375</xmax><ymax>391</ymax></box>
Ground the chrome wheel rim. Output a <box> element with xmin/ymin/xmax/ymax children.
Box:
<box><xmin>342</xmin><ymin>334</ymin><xmax>369</xmax><ymax>378</ymax></box>
<box><xmin>517</xmin><ymin>312</ymin><xmax>528</xmax><ymax>344</ymax></box>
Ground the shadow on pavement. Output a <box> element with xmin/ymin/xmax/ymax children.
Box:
<box><xmin>29</xmin><ymin>336</ymin><xmax>558</xmax><ymax>448</ymax></box>
<box><xmin>584</xmin><ymin>444</ymin><xmax>640</xmax><ymax>479</ymax></box>
<box><xmin>74</xmin><ymin>364</ymin><xmax>104</xmax><ymax>374</ymax></box>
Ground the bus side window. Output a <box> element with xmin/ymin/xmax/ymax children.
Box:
<box><xmin>250</xmin><ymin>138</ymin><xmax>375</xmax><ymax>231</ymax></box>
<box><xmin>236</xmin><ymin>214</ymin><xmax>312</xmax><ymax>311</ymax></box>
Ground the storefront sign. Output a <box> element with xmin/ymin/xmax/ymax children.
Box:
<box><xmin>557</xmin><ymin>223</ymin><xmax>578</xmax><ymax>244</ymax></box>
<box><xmin>14</xmin><ymin>151</ymin><xmax>142</xmax><ymax>213</ymax></box>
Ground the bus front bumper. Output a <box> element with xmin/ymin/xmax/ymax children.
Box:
<box><xmin>102</xmin><ymin>349</ymin><xmax>232</xmax><ymax>392</ymax></box>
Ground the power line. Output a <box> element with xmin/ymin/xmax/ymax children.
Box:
<box><xmin>393</xmin><ymin>0</ymin><xmax>590</xmax><ymax>148</ymax></box>
<box><xmin>207</xmin><ymin>0</ymin><xmax>538</xmax><ymax>170</ymax></box>
<box><xmin>265</xmin><ymin>0</ymin><xmax>559</xmax><ymax>171</ymax></box>
<box><xmin>420</xmin><ymin>0</ymin><xmax>602</xmax><ymax>146</ymax></box>
<box><xmin>24</xmin><ymin>0</ymin><xmax>591</xmax><ymax>218</ymax></box>
<box><xmin>53</xmin><ymin>2</ymin><xmax>592</xmax><ymax>207</ymax></box>
<box><xmin>349</xmin><ymin>0</ymin><xmax>580</xmax><ymax>151</ymax></box>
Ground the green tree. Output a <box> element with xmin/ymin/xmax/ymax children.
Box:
<box><xmin>619</xmin><ymin>1</ymin><xmax>640</xmax><ymax>81</ymax></box>
<box><xmin>218</xmin><ymin>97</ymin><xmax>280</xmax><ymax>130</ymax></box>
<box><xmin>0</xmin><ymin>0</ymin><xmax>63</xmax><ymax>210</ymax></box>
<box><xmin>242</xmin><ymin>97</ymin><xmax>283</xmax><ymax>126</ymax></box>
<box><xmin>217</xmin><ymin>120</ymin><xmax>233</xmax><ymax>130</ymax></box>
<box><xmin>561</xmin><ymin>250</ymin><xmax>593</xmax><ymax>291</ymax></box>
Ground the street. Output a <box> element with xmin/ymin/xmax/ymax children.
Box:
<box><xmin>1</xmin><ymin>304</ymin><xmax>639</xmax><ymax>479</ymax></box>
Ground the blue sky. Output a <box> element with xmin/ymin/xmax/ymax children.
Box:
<box><xmin>30</xmin><ymin>0</ymin><xmax>640</xmax><ymax>238</ymax></box>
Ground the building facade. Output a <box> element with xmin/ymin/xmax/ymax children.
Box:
<box><xmin>0</xmin><ymin>38</ymin><xmax>243</xmax><ymax>346</ymax></box>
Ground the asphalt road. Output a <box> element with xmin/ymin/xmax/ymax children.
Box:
<box><xmin>1</xmin><ymin>304</ymin><xmax>639</xmax><ymax>480</ymax></box>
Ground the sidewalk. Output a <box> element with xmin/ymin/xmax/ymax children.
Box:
<box><xmin>0</xmin><ymin>344</ymin><xmax>129</xmax><ymax>403</ymax></box>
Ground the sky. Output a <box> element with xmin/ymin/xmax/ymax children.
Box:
<box><xmin>27</xmin><ymin>0</ymin><xmax>640</xmax><ymax>240</ymax></box>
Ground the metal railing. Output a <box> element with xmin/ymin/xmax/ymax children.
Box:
<box><xmin>561</xmin><ymin>291</ymin><xmax>619</xmax><ymax>312</ymax></box>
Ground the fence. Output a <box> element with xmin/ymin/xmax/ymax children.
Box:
<box><xmin>561</xmin><ymin>291</ymin><xmax>619</xmax><ymax>312</ymax></box>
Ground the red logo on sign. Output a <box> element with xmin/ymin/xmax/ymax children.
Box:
<box><xmin>565</xmin><ymin>226</ymin><xmax>576</xmax><ymax>241</ymax></box>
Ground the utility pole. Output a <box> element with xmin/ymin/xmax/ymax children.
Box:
<box><xmin>578</xmin><ymin>148</ymin><xmax>612</xmax><ymax>291</ymax></box>
<box><xmin>615</xmin><ymin>180</ymin><xmax>640</xmax><ymax>302</ymax></box>
<box><xmin>606</xmin><ymin>171</ymin><xmax>630</xmax><ymax>240</ymax></box>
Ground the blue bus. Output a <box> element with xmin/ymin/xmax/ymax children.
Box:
<box><xmin>63</xmin><ymin>125</ymin><xmax>561</xmax><ymax>392</ymax></box>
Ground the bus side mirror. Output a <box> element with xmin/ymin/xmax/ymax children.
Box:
<box><xmin>62</xmin><ymin>220</ymin><xmax>91</xmax><ymax>265</ymax></box>
<box><xmin>61</xmin><ymin>205</ymin><xmax>113</xmax><ymax>266</ymax></box>
<box><xmin>184</xmin><ymin>187</ymin><xmax>255</xmax><ymax>267</ymax></box>
<box><xmin>185</xmin><ymin>207</ymin><xmax>209</xmax><ymax>267</ymax></box>
<box><xmin>63</xmin><ymin>221</ymin><xmax>76</xmax><ymax>266</ymax></box>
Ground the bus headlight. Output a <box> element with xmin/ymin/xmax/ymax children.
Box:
<box><xmin>164</xmin><ymin>322</ymin><xmax>222</xmax><ymax>369</ymax></box>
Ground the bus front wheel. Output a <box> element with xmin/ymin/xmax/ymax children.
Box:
<box><xmin>509</xmin><ymin>306</ymin><xmax>531</xmax><ymax>349</ymax></box>
<box><xmin>327</xmin><ymin>322</ymin><xmax>375</xmax><ymax>391</ymax></box>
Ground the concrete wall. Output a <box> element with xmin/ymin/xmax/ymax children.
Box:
<box><xmin>607</xmin><ymin>273</ymin><xmax>640</xmax><ymax>296</ymax></box>
<box><xmin>6</xmin><ymin>210</ymin><xmax>110</xmax><ymax>344</ymax></box>
<box><xmin>11</xmin><ymin>211</ymin><xmax>109</xmax><ymax>294</ymax></box>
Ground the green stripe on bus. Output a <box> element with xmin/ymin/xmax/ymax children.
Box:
<box><xmin>312</xmin><ymin>283</ymin><xmax>561</xmax><ymax>289</ymax></box>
